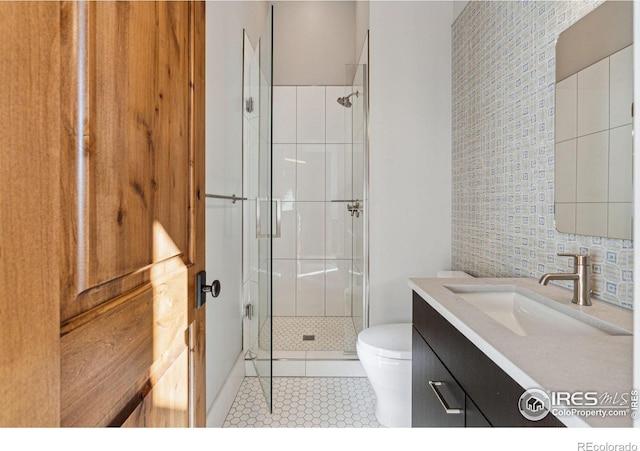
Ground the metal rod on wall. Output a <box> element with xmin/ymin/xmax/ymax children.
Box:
<box><xmin>205</xmin><ymin>194</ymin><xmax>248</xmax><ymax>204</ymax></box>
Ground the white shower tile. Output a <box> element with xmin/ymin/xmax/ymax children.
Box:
<box><xmin>351</xmin><ymin>87</ymin><xmax>365</xmax><ymax>137</ymax></box>
<box><xmin>326</xmin><ymin>144</ymin><xmax>351</xmax><ymax>201</ymax></box>
<box><xmin>273</xmin><ymin>350</ymin><xmax>307</xmax><ymax>360</ymax></box>
<box><xmin>273</xmin><ymin>260</ymin><xmax>297</xmax><ymax>317</ymax></box>
<box><xmin>305</xmin><ymin>351</ymin><xmax>359</xmax><ymax>361</ymax></box>
<box><xmin>608</xmin><ymin>125</ymin><xmax>633</xmax><ymax>202</ymax></box>
<box><xmin>272</xmin><ymin>144</ymin><xmax>297</xmax><ymax>259</ymax></box>
<box><xmin>325</xmin><ymin>260</ymin><xmax>352</xmax><ymax>316</ymax></box>
<box><xmin>352</xmin><ymin>208</ymin><xmax>364</xmax><ymax>262</ymax></box>
<box><xmin>296</xmin><ymin>144</ymin><xmax>325</xmax><ymax>201</ymax></box>
<box><xmin>577</xmin><ymin>58</ymin><xmax>609</xmax><ymax>136</ymax></box>
<box><xmin>326</xmin><ymin>86</ymin><xmax>352</xmax><ymax>144</ymax></box>
<box><xmin>350</xmin><ymin>263</ymin><xmax>363</xmax><ymax>324</ymax></box>
<box><xmin>609</xmin><ymin>45</ymin><xmax>633</xmax><ymax>129</ymax></box>
<box><xmin>297</xmin><ymin>86</ymin><xmax>326</xmax><ymax>143</ymax></box>
<box><xmin>272</xmin><ymin>360</ymin><xmax>306</xmax><ymax>377</ymax></box>
<box><xmin>273</xmin><ymin>144</ymin><xmax>297</xmax><ymax>201</ymax></box>
<box><xmin>326</xmin><ymin>202</ymin><xmax>350</xmax><ymax>259</ymax></box>
<box><xmin>352</xmin><ymin>141</ymin><xmax>365</xmax><ymax>200</ymax></box>
<box><xmin>244</xmin><ymin>199</ymin><xmax>260</xmax><ymax>283</ymax></box>
<box><xmin>576</xmin><ymin>131</ymin><xmax>609</xmax><ymax>203</ymax></box>
<box><xmin>273</xmin><ymin>206</ymin><xmax>297</xmax><ymax>259</ymax></box>
<box><xmin>273</xmin><ymin>86</ymin><xmax>296</xmax><ymax>143</ymax></box>
<box><xmin>555</xmin><ymin>74</ymin><xmax>577</xmax><ymax>142</ymax></box>
<box><xmin>296</xmin><ymin>260</ymin><xmax>325</xmax><ymax>316</ymax></box>
<box><xmin>296</xmin><ymin>202</ymin><xmax>325</xmax><ymax>259</ymax></box>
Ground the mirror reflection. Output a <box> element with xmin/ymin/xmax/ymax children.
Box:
<box><xmin>554</xmin><ymin>1</ymin><xmax>633</xmax><ymax>239</ymax></box>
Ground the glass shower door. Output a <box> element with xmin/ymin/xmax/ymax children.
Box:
<box><xmin>343</xmin><ymin>62</ymin><xmax>368</xmax><ymax>354</ymax></box>
<box><xmin>244</xmin><ymin>7</ymin><xmax>274</xmax><ymax>411</ymax></box>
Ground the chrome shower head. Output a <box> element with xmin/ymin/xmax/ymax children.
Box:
<box><xmin>336</xmin><ymin>91</ymin><xmax>359</xmax><ymax>108</ymax></box>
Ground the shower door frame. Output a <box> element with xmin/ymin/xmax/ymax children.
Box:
<box><xmin>345</xmin><ymin>33</ymin><xmax>370</xmax><ymax>347</ymax></box>
<box><xmin>242</xmin><ymin>6</ymin><xmax>274</xmax><ymax>412</ymax></box>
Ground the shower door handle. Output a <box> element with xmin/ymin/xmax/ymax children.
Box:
<box><xmin>256</xmin><ymin>197</ymin><xmax>281</xmax><ymax>239</ymax></box>
<box><xmin>274</xmin><ymin>198</ymin><xmax>281</xmax><ymax>238</ymax></box>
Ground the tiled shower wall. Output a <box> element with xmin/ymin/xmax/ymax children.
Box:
<box><xmin>271</xmin><ymin>85</ymin><xmax>353</xmax><ymax>316</ymax></box>
<box><xmin>451</xmin><ymin>0</ymin><xmax>633</xmax><ymax>308</ymax></box>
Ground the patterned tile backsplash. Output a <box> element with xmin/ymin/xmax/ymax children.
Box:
<box><xmin>451</xmin><ymin>0</ymin><xmax>633</xmax><ymax>308</ymax></box>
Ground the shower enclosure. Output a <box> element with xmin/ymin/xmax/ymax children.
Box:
<box><xmin>242</xmin><ymin>10</ymin><xmax>368</xmax><ymax>409</ymax></box>
<box><xmin>262</xmin><ymin>61</ymin><xmax>369</xmax><ymax>357</ymax></box>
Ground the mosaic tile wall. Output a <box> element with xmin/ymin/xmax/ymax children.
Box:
<box><xmin>451</xmin><ymin>0</ymin><xmax>633</xmax><ymax>308</ymax></box>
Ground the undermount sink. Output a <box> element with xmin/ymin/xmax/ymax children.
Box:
<box><xmin>445</xmin><ymin>285</ymin><xmax>631</xmax><ymax>338</ymax></box>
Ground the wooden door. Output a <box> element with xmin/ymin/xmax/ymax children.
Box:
<box><xmin>0</xmin><ymin>1</ymin><xmax>62</xmax><ymax>427</ymax></box>
<box><xmin>0</xmin><ymin>1</ymin><xmax>206</xmax><ymax>427</ymax></box>
<box><xmin>58</xmin><ymin>1</ymin><xmax>206</xmax><ymax>427</ymax></box>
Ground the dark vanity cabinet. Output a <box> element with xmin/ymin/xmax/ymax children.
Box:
<box><xmin>412</xmin><ymin>291</ymin><xmax>564</xmax><ymax>428</ymax></box>
<box><xmin>412</xmin><ymin>328</ymin><xmax>466</xmax><ymax>427</ymax></box>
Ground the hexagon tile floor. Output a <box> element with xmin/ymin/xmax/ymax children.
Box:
<box><xmin>222</xmin><ymin>377</ymin><xmax>381</xmax><ymax>428</ymax></box>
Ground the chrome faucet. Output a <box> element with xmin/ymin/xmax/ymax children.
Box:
<box><xmin>538</xmin><ymin>253</ymin><xmax>592</xmax><ymax>306</ymax></box>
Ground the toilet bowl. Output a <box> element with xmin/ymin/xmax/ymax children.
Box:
<box><xmin>357</xmin><ymin>270</ymin><xmax>474</xmax><ymax>427</ymax></box>
<box><xmin>357</xmin><ymin>323</ymin><xmax>412</xmax><ymax>427</ymax></box>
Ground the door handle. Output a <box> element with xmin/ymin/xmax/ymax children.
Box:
<box><xmin>428</xmin><ymin>381</ymin><xmax>462</xmax><ymax>414</ymax></box>
<box><xmin>256</xmin><ymin>198</ymin><xmax>281</xmax><ymax>239</ymax></box>
<box><xmin>196</xmin><ymin>270</ymin><xmax>220</xmax><ymax>308</ymax></box>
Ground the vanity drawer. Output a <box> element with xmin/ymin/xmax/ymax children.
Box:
<box><xmin>412</xmin><ymin>328</ymin><xmax>465</xmax><ymax>427</ymax></box>
<box><xmin>412</xmin><ymin>291</ymin><xmax>563</xmax><ymax>427</ymax></box>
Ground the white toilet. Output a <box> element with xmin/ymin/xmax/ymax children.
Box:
<box><xmin>357</xmin><ymin>271</ymin><xmax>473</xmax><ymax>427</ymax></box>
<box><xmin>357</xmin><ymin>323</ymin><xmax>412</xmax><ymax>427</ymax></box>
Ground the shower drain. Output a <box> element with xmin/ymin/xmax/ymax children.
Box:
<box><xmin>302</xmin><ymin>335</ymin><xmax>315</xmax><ymax>341</ymax></box>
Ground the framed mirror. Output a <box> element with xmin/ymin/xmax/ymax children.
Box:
<box><xmin>554</xmin><ymin>1</ymin><xmax>633</xmax><ymax>239</ymax></box>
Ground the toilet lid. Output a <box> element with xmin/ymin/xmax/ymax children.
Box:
<box><xmin>357</xmin><ymin>323</ymin><xmax>412</xmax><ymax>360</ymax></box>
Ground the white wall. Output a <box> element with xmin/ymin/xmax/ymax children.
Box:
<box><xmin>205</xmin><ymin>0</ymin><xmax>268</xmax><ymax>413</ymax></box>
<box><xmin>452</xmin><ymin>0</ymin><xmax>468</xmax><ymax>23</ymax></box>
<box><xmin>355</xmin><ymin>1</ymin><xmax>370</xmax><ymax>58</ymax></box>
<box><xmin>272</xmin><ymin>1</ymin><xmax>356</xmax><ymax>85</ymax></box>
<box><xmin>368</xmin><ymin>1</ymin><xmax>453</xmax><ymax>326</ymax></box>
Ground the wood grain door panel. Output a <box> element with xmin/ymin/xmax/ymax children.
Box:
<box><xmin>60</xmin><ymin>266</ymin><xmax>189</xmax><ymax>426</ymax></box>
<box><xmin>0</xmin><ymin>0</ymin><xmax>204</xmax><ymax>427</ymax></box>
<box><xmin>0</xmin><ymin>1</ymin><xmax>62</xmax><ymax>426</ymax></box>
<box><xmin>57</xmin><ymin>1</ymin><xmax>205</xmax><ymax>427</ymax></box>
<box><xmin>60</xmin><ymin>2</ymin><xmax>194</xmax><ymax>324</ymax></box>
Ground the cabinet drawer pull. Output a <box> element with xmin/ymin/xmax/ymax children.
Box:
<box><xmin>428</xmin><ymin>381</ymin><xmax>463</xmax><ymax>414</ymax></box>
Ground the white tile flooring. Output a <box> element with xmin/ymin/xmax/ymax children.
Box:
<box><xmin>223</xmin><ymin>376</ymin><xmax>380</xmax><ymax>428</ymax></box>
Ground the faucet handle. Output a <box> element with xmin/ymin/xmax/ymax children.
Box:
<box><xmin>558</xmin><ymin>253</ymin><xmax>590</xmax><ymax>265</ymax></box>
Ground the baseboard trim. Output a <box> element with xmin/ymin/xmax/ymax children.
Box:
<box><xmin>205</xmin><ymin>352</ymin><xmax>245</xmax><ymax>427</ymax></box>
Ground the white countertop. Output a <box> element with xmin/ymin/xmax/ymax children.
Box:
<box><xmin>409</xmin><ymin>277</ymin><xmax>634</xmax><ymax>428</ymax></box>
